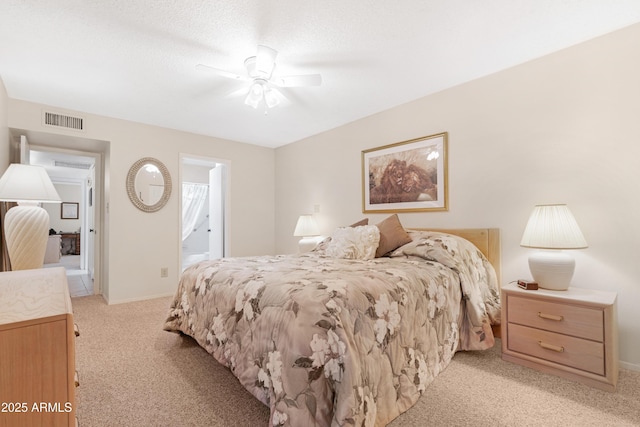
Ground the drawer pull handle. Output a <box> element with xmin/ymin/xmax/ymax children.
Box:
<box><xmin>538</xmin><ymin>341</ymin><xmax>564</xmax><ymax>353</ymax></box>
<box><xmin>538</xmin><ymin>312</ymin><xmax>563</xmax><ymax>321</ymax></box>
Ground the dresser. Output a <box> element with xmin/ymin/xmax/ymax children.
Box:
<box><xmin>501</xmin><ymin>282</ymin><xmax>618</xmax><ymax>392</ymax></box>
<box><xmin>0</xmin><ymin>267</ymin><xmax>78</xmax><ymax>426</ymax></box>
<box><xmin>60</xmin><ymin>233</ymin><xmax>81</xmax><ymax>256</ymax></box>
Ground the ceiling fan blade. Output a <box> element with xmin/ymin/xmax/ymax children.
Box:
<box><xmin>196</xmin><ymin>64</ymin><xmax>248</xmax><ymax>81</ymax></box>
<box><xmin>256</xmin><ymin>45</ymin><xmax>278</xmax><ymax>77</ymax></box>
<box><xmin>273</xmin><ymin>87</ymin><xmax>290</xmax><ymax>104</ymax></box>
<box><xmin>273</xmin><ymin>74</ymin><xmax>322</xmax><ymax>87</ymax></box>
<box><xmin>224</xmin><ymin>85</ymin><xmax>251</xmax><ymax>99</ymax></box>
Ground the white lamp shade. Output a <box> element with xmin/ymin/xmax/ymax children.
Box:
<box><xmin>520</xmin><ymin>204</ymin><xmax>587</xmax><ymax>249</ymax></box>
<box><xmin>0</xmin><ymin>164</ymin><xmax>62</xmax><ymax>203</ymax></box>
<box><xmin>293</xmin><ymin>215</ymin><xmax>319</xmax><ymax>237</ymax></box>
<box><xmin>521</xmin><ymin>204</ymin><xmax>586</xmax><ymax>290</ymax></box>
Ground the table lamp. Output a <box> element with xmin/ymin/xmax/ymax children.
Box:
<box><xmin>293</xmin><ymin>214</ymin><xmax>320</xmax><ymax>252</ymax></box>
<box><xmin>520</xmin><ymin>204</ymin><xmax>587</xmax><ymax>290</ymax></box>
<box><xmin>0</xmin><ymin>164</ymin><xmax>62</xmax><ymax>270</ymax></box>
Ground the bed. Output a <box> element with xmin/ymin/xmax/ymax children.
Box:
<box><xmin>164</xmin><ymin>222</ymin><xmax>501</xmax><ymax>426</ymax></box>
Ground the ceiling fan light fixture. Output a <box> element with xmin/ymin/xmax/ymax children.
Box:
<box><xmin>263</xmin><ymin>87</ymin><xmax>279</xmax><ymax>108</ymax></box>
<box><xmin>244</xmin><ymin>81</ymin><xmax>263</xmax><ymax>109</ymax></box>
<box><xmin>198</xmin><ymin>44</ymin><xmax>320</xmax><ymax>109</ymax></box>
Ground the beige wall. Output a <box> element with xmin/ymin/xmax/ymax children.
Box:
<box><xmin>44</xmin><ymin>183</ymin><xmax>83</xmax><ymax>233</ymax></box>
<box><xmin>275</xmin><ymin>23</ymin><xmax>640</xmax><ymax>369</ymax></box>
<box><xmin>7</xmin><ymin>99</ymin><xmax>275</xmax><ymax>304</ymax></box>
<box><xmin>0</xmin><ymin>77</ymin><xmax>8</xmax><ymax>170</ymax></box>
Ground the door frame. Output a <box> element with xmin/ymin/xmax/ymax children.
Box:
<box><xmin>28</xmin><ymin>143</ymin><xmax>104</xmax><ymax>295</ymax></box>
<box><xmin>179</xmin><ymin>154</ymin><xmax>230</xmax><ymax>271</ymax></box>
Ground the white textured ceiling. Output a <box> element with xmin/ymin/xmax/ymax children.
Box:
<box><xmin>2</xmin><ymin>1</ymin><xmax>640</xmax><ymax>148</ymax></box>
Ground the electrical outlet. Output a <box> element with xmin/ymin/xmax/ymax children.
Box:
<box><xmin>160</xmin><ymin>267</ymin><xmax>168</xmax><ymax>278</ymax></box>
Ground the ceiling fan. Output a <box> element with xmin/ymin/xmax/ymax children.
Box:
<box><xmin>196</xmin><ymin>45</ymin><xmax>322</xmax><ymax>109</ymax></box>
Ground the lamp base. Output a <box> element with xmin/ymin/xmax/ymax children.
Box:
<box><xmin>298</xmin><ymin>236</ymin><xmax>323</xmax><ymax>253</ymax></box>
<box><xmin>528</xmin><ymin>251</ymin><xmax>575</xmax><ymax>291</ymax></box>
<box><xmin>4</xmin><ymin>204</ymin><xmax>50</xmax><ymax>271</ymax></box>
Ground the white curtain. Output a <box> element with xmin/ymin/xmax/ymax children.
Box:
<box><xmin>182</xmin><ymin>183</ymin><xmax>208</xmax><ymax>242</ymax></box>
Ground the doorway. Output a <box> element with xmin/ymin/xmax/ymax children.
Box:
<box><xmin>180</xmin><ymin>155</ymin><xmax>228</xmax><ymax>271</ymax></box>
<box><xmin>12</xmin><ymin>130</ymin><xmax>107</xmax><ymax>296</ymax></box>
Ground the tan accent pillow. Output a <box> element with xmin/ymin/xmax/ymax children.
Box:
<box><xmin>349</xmin><ymin>218</ymin><xmax>369</xmax><ymax>227</ymax></box>
<box><xmin>375</xmin><ymin>214</ymin><xmax>412</xmax><ymax>257</ymax></box>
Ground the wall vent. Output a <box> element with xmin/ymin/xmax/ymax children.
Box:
<box><xmin>54</xmin><ymin>160</ymin><xmax>92</xmax><ymax>170</ymax></box>
<box><xmin>43</xmin><ymin>111</ymin><xmax>85</xmax><ymax>131</ymax></box>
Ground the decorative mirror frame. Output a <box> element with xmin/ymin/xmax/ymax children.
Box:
<box><xmin>126</xmin><ymin>157</ymin><xmax>172</xmax><ymax>212</ymax></box>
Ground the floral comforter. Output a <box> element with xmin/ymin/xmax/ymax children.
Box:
<box><xmin>164</xmin><ymin>231</ymin><xmax>500</xmax><ymax>426</ymax></box>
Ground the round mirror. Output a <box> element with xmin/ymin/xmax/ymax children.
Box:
<box><xmin>126</xmin><ymin>157</ymin><xmax>172</xmax><ymax>212</ymax></box>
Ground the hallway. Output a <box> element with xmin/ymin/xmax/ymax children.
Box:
<box><xmin>44</xmin><ymin>254</ymin><xmax>93</xmax><ymax>297</ymax></box>
<box><xmin>66</xmin><ymin>269</ymin><xmax>93</xmax><ymax>297</ymax></box>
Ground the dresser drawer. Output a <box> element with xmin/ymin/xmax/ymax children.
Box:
<box><xmin>507</xmin><ymin>295</ymin><xmax>603</xmax><ymax>341</ymax></box>
<box><xmin>507</xmin><ymin>323</ymin><xmax>604</xmax><ymax>375</ymax></box>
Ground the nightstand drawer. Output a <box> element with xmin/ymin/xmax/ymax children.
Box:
<box><xmin>507</xmin><ymin>295</ymin><xmax>603</xmax><ymax>341</ymax></box>
<box><xmin>507</xmin><ymin>323</ymin><xmax>604</xmax><ymax>375</ymax></box>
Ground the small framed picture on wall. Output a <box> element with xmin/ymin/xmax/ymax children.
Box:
<box><xmin>61</xmin><ymin>202</ymin><xmax>79</xmax><ymax>219</ymax></box>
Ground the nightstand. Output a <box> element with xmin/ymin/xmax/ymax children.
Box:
<box><xmin>501</xmin><ymin>282</ymin><xmax>618</xmax><ymax>392</ymax></box>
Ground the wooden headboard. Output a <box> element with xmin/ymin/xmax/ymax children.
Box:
<box><xmin>407</xmin><ymin>228</ymin><xmax>502</xmax><ymax>286</ymax></box>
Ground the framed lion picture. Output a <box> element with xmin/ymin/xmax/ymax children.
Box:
<box><xmin>362</xmin><ymin>132</ymin><xmax>448</xmax><ymax>213</ymax></box>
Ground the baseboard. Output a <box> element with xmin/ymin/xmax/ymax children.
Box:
<box><xmin>106</xmin><ymin>292</ymin><xmax>175</xmax><ymax>305</ymax></box>
<box><xmin>620</xmin><ymin>360</ymin><xmax>640</xmax><ymax>372</ymax></box>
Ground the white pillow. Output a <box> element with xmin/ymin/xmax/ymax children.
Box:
<box><xmin>325</xmin><ymin>225</ymin><xmax>380</xmax><ymax>260</ymax></box>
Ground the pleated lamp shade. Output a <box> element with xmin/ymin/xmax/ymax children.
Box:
<box><xmin>293</xmin><ymin>214</ymin><xmax>320</xmax><ymax>237</ymax></box>
<box><xmin>520</xmin><ymin>204</ymin><xmax>587</xmax><ymax>290</ymax></box>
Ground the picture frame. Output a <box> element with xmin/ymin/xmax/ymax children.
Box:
<box><xmin>362</xmin><ymin>132</ymin><xmax>448</xmax><ymax>213</ymax></box>
<box><xmin>61</xmin><ymin>202</ymin><xmax>79</xmax><ymax>219</ymax></box>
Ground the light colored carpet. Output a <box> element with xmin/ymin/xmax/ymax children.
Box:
<box><xmin>72</xmin><ymin>295</ymin><xmax>640</xmax><ymax>427</ymax></box>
